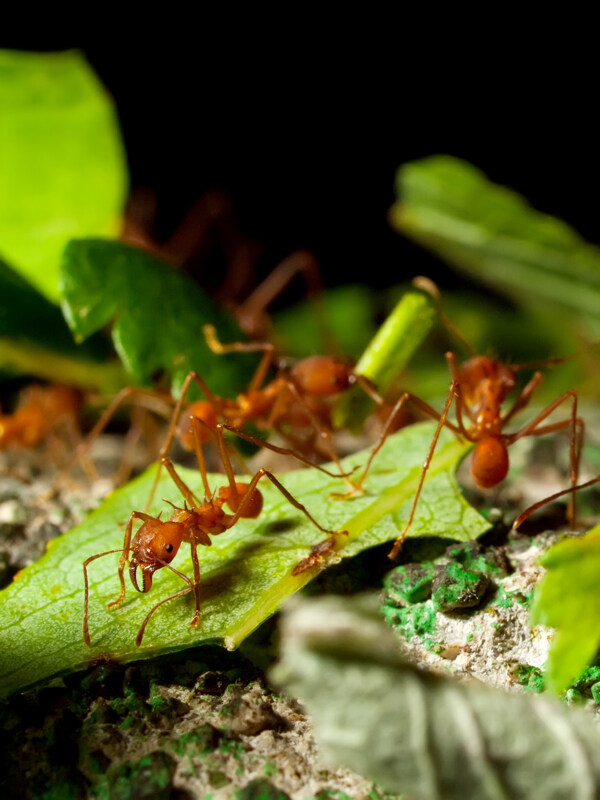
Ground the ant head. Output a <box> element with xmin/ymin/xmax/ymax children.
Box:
<box><xmin>129</xmin><ymin>518</ymin><xmax>183</xmax><ymax>592</ymax></box>
<box><xmin>459</xmin><ymin>356</ymin><xmax>516</xmax><ymax>400</ymax></box>
<box><xmin>291</xmin><ymin>355</ymin><xmax>354</xmax><ymax>396</ymax></box>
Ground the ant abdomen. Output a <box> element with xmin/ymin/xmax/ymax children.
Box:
<box><xmin>291</xmin><ymin>356</ymin><xmax>353</xmax><ymax>396</ymax></box>
<box><xmin>470</xmin><ymin>436</ymin><xmax>509</xmax><ymax>489</ymax></box>
<box><xmin>177</xmin><ymin>402</ymin><xmax>218</xmax><ymax>449</ymax></box>
<box><xmin>219</xmin><ymin>482</ymin><xmax>264</xmax><ymax>517</ymax></box>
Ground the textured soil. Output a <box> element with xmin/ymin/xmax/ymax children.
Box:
<box><xmin>1</xmin><ymin>429</ymin><xmax>598</xmax><ymax>799</ymax></box>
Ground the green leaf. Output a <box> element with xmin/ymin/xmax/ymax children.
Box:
<box><xmin>530</xmin><ymin>525</ymin><xmax>600</xmax><ymax>695</ymax></box>
<box><xmin>0</xmin><ymin>49</ymin><xmax>127</xmax><ymax>303</ymax></box>
<box><xmin>273</xmin><ymin>594</ymin><xmax>600</xmax><ymax>800</ymax></box>
<box><xmin>0</xmin><ymin>422</ymin><xmax>487</xmax><ymax>698</ymax></box>
<box><xmin>0</xmin><ymin>257</ymin><xmax>125</xmax><ymax>391</ymax></box>
<box><xmin>390</xmin><ymin>155</ymin><xmax>600</xmax><ymax>334</ymax></box>
<box><xmin>271</xmin><ymin>284</ymin><xmax>379</xmax><ymax>359</ymax></box>
<box><xmin>60</xmin><ymin>239</ymin><xmax>256</xmax><ymax>398</ymax></box>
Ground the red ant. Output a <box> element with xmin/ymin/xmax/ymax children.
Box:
<box><xmin>346</xmin><ymin>278</ymin><xmax>585</xmax><ymax>561</ymax></box>
<box><xmin>83</xmin><ymin>417</ymin><xmax>349</xmax><ymax>646</ymax></box>
<box><xmin>78</xmin><ymin>322</ymin><xmax>382</xmax><ymax>504</ymax></box>
<box><xmin>0</xmin><ymin>384</ymin><xmax>83</xmax><ymax>451</ymax></box>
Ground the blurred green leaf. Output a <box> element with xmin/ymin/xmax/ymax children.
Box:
<box><xmin>271</xmin><ymin>284</ymin><xmax>378</xmax><ymax>359</ymax></box>
<box><xmin>0</xmin><ymin>422</ymin><xmax>487</xmax><ymax>698</ymax></box>
<box><xmin>0</xmin><ymin>49</ymin><xmax>128</xmax><ymax>303</ymax></box>
<box><xmin>0</xmin><ymin>257</ymin><xmax>124</xmax><ymax>391</ymax></box>
<box><xmin>530</xmin><ymin>524</ymin><xmax>600</xmax><ymax>695</ymax></box>
<box><xmin>273</xmin><ymin>594</ymin><xmax>600</xmax><ymax>800</ymax></box>
<box><xmin>60</xmin><ymin>239</ymin><xmax>256</xmax><ymax>398</ymax></box>
<box><xmin>391</xmin><ymin>155</ymin><xmax>600</xmax><ymax>336</ymax></box>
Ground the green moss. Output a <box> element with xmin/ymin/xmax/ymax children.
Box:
<box><xmin>381</xmin><ymin>601</ymin><xmax>438</xmax><ymax>650</ymax></box>
<box><xmin>512</xmin><ymin>664</ymin><xmax>545</xmax><ymax>693</ymax></box>
<box><xmin>382</xmin><ymin>563</ymin><xmax>437</xmax><ymax>605</ymax></box>
<box><xmin>263</xmin><ymin>761</ymin><xmax>278</xmax><ymax>776</ymax></box>
<box><xmin>234</xmin><ymin>777</ymin><xmax>290</xmax><ymax>799</ymax></box>
<box><xmin>208</xmin><ymin>770</ymin><xmax>230</xmax><ymax>788</ymax></box>
<box><xmin>94</xmin><ymin>750</ymin><xmax>176</xmax><ymax>800</ymax></box>
<box><xmin>169</xmin><ymin>723</ymin><xmax>222</xmax><ymax>756</ymax></box>
<box><xmin>432</xmin><ymin>562</ymin><xmax>489</xmax><ymax>612</ymax></box>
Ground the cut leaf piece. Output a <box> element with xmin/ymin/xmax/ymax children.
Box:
<box><xmin>0</xmin><ymin>49</ymin><xmax>127</xmax><ymax>302</ymax></box>
<box><xmin>0</xmin><ymin>421</ymin><xmax>487</xmax><ymax>698</ymax></box>
<box><xmin>333</xmin><ymin>286</ymin><xmax>435</xmax><ymax>429</ymax></box>
<box><xmin>530</xmin><ymin>525</ymin><xmax>600</xmax><ymax>695</ymax></box>
<box><xmin>0</xmin><ymin>257</ymin><xmax>124</xmax><ymax>391</ymax></box>
<box><xmin>273</xmin><ymin>595</ymin><xmax>600</xmax><ymax>800</ymax></box>
<box><xmin>391</xmin><ymin>155</ymin><xmax>600</xmax><ymax>333</ymax></box>
<box><xmin>60</xmin><ymin>239</ymin><xmax>256</xmax><ymax>398</ymax></box>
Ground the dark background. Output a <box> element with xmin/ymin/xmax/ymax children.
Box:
<box><xmin>4</xmin><ymin>39</ymin><xmax>599</xmax><ymax>298</ymax></box>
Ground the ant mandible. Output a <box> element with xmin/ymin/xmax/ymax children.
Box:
<box><xmin>83</xmin><ymin>416</ymin><xmax>349</xmax><ymax>646</ymax></box>
<box><xmin>354</xmin><ymin>277</ymin><xmax>584</xmax><ymax>561</ymax></box>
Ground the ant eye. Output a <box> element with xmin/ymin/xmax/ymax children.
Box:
<box><xmin>165</xmin><ymin>543</ymin><xmax>173</xmax><ymax>553</ymax></box>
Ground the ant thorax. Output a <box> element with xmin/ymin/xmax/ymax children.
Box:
<box><xmin>459</xmin><ymin>356</ymin><xmax>516</xmax><ymax>428</ymax></box>
<box><xmin>290</xmin><ymin>356</ymin><xmax>354</xmax><ymax>397</ymax></box>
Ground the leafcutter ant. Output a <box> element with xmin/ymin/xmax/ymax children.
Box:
<box><xmin>0</xmin><ymin>384</ymin><xmax>82</xmax><ymax>450</ymax></box>
<box><xmin>353</xmin><ymin>278</ymin><xmax>584</xmax><ymax>560</ymax></box>
<box><xmin>80</xmin><ymin>322</ymin><xmax>383</xmax><ymax>506</ymax></box>
<box><xmin>83</xmin><ymin>417</ymin><xmax>349</xmax><ymax>646</ymax></box>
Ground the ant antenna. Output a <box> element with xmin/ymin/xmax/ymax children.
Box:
<box><xmin>412</xmin><ymin>275</ymin><xmax>476</xmax><ymax>356</ymax></box>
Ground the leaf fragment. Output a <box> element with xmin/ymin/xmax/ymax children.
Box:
<box><xmin>60</xmin><ymin>239</ymin><xmax>256</xmax><ymax>398</ymax></box>
<box><xmin>391</xmin><ymin>155</ymin><xmax>600</xmax><ymax>333</ymax></box>
<box><xmin>273</xmin><ymin>594</ymin><xmax>600</xmax><ymax>800</ymax></box>
<box><xmin>0</xmin><ymin>422</ymin><xmax>486</xmax><ymax>698</ymax></box>
<box><xmin>0</xmin><ymin>49</ymin><xmax>127</xmax><ymax>302</ymax></box>
<box><xmin>530</xmin><ymin>525</ymin><xmax>600</xmax><ymax>695</ymax></box>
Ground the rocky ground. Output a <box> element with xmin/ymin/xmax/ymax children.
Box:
<box><xmin>1</xmin><ymin>429</ymin><xmax>600</xmax><ymax>799</ymax></box>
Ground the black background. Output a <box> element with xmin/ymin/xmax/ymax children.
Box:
<box><xmin>3</xmin><ymin>38</ymin><xmax>598</xmax><ymax>299</ymax></box>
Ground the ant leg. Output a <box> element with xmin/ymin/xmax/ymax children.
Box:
<box><xmin>274</xmin><ymin>377</ymin><xmax>355</xmax><ymax>490</ymax></box>
<box><xmin>145</xmin><ymin>370</ymin><xmax>222</xmax><ymax>510</ymax></box>
<box><xmin>77</xmin><ymin>386</ymin><xmax>174</xmax><ymax>472</ymax></box>
<box><xmin>388</xmin><ymin>381</ymin><xmax>459</xmax><ymax>561</ymax></box>
<box><xmin>234</xmin><ymin>249</ymin><xmax>329</xmax><ymax>343</ymax></box>
<box><xmin>135</xmin><ymin>565</ymin><xmax>195</xmax><ymax>646</ymax></box>
<box><xmin>352</xmin><ymin>384</ymin><xmax>465</xmax><ymax>496</ymax></box>
<box><xmin>203</xmin><ymin>323</ymin><xmax>276</xmax><ymax>393</ymax></box>
<box><xmin>108</xmin><ymin>511</ymin><xmax>158</xmax><ymax>607</ymax></box>
<box><xmin>83</xmin><ymin>548</ymin><xmax>125</xmax><ymax>646</ymax></box>
<box><xmin>219</xmin><ymin>423</ymin><xmax>357</xmax><ymax>479</ymax></box>
<box><xmin>512</xmin><ymin>475</ymin><xmax>600</xmax><ymax>530</ymax></box>
<box><xmin>225</xmin><ymin>466</ymin><xmax>347</xmax><ymax>538</ymax></box>
<box><xmin>501</xmin><ymin>371</ymin><xmax>544</xmax><ymax>427</ymax></box>
<box><xmin>506</xmin><ymin>390</ymin><xmax>583</xmax><ymax>526</ymax></box>
<box><xmin>162</xmin><ymin>457</ymin><xmax>203</xmax><ymax>509</ymax></box>
<box><xmin>190</xmin><ymin>543</ymin><xmax>201</xmax><ymax>628</ymax></box>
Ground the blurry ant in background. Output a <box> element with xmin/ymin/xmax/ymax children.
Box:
<box><xmin>120</xmin><ymin>186</ymin><xmax>331</xmax><ymax>346</ymax></box>
<box><xmin>83</xmin><ymin>416</ymin><xmax>348</xmax><ymax>646</ymax></box>
<box><xmin>0</xmin><ymin>384</ymin><xmax>88</xmax><ymax>481</ymax></box>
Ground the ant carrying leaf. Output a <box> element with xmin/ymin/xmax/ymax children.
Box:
<box><xmin>358</xmin><ymin>277</ymin><xmax>585</xmax><ymax>560</ymax></box>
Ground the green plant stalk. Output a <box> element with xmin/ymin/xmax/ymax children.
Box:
<box><xmin>333</xmin><ymin>288</ymin><xmax>435</xmax><ymax>428</ymax></box>
<box><xmin>0</xmin><ymin>338</ymin><xmax>127</xmax><ymax>393</ymax></box>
